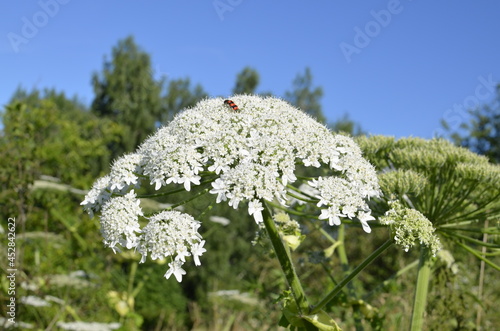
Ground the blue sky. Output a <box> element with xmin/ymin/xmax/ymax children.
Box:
<box><xmin>1</xmin><ymin>1</ymin><xmax>499</xmax><ymax>138</ymax></box>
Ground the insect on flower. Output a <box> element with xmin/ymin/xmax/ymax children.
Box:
<box><xmin>224</xmin><ymin>99</ymin><xmax>239</xmax><ymax>111</ymax></box>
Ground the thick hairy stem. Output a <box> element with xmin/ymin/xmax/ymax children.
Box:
<box><xmin>261</xmin><ymin>202</ymin><xmax>310</xmax><ymax>314</ymax></box>
<box><xmin>410</xmin><ymin>246</ymin><xmax>433</xmax><ymax>331</ymax></box>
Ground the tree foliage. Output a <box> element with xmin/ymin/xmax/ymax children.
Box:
<box><xmin>0</xmin><ymin>89</ymin><xmax>123</xmax><ymax>228</ymax></box>
<box><xmin>232</xmin><ymin>66</ymin><xmax>260</xmax><ymax>95</ymax></box>
<box><xmin>9</xmin><ymin>86</ymin><xmax>87</xmax><ymax>113</ymax></box>
<box><xmin>285</xmin><ymin>67</ymin><xmax>326</xmax><ymax>123</ymax></box>
<box><xmin>443</xmin><ymin>84</ymin><xmax>500</xmax><ymax>163</ymax></box>
<box><xmin>329</xmin><ymin>113</ymin><xmax>365</xmax><ymax>136</ymax></box>
<box><xmin>91</xmin><ymin>36</ymin><xmax>162</xmax><ymax>157</ymax></box>
<box><xmin>160</xmin><ymin>78</ymin><xmax>207</xmax><ymax>124</ymax></box>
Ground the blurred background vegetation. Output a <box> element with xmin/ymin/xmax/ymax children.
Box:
<box><xmin>1</xmin><ymin>36</ymin><xmax>499</xmax><ymax>330</ymax></box>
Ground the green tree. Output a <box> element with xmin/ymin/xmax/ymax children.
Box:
<box><xmin>0</xmin><ymin>90</ymin><xmax>123</xmax><ymax>277</ymax></box>
<box><xmin>442</xmin><ymin>84</ymin><xmax>500</xmax><ymax>163</ymax></box>
<box><xmin>0</xmin><ymin>92</ymin><xmax>179</xmax><ymax>329</ymax></box>
<box><xmin>160</xmin><ymin>78</ymin><xmax>207</xmax><ymax>124</ymax></box>
<box><xmin>91</xmin><ymin>36</ymin><xmax>162</xmax><ymax>157</ymax></box>
<box><xmin>329</xmin><ymin>113</ymin><xmax>365</xmax><ymax>136</ymax></box>
<box><xmin>9</xmin><ymin>86</ymin><xmax>87</xmax><ymax>113</ymax></box>
<box><xmin>285</xmin><ymin>67</ymin><xmax>326</xmax><ymax>123</ymax></box>
<box><xmin>232</xmin><ymin>66</ymin><xmax>260</xmax><ymax>95</ymax></box>
<box><xmin>6</xmin><ymin>88</ymin><xmax>122</xmax><ymax>181</ymax></box>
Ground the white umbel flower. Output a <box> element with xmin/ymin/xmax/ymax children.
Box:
<box><xmin>82</xmin><ymin>95</ymin><xmax>381</xmax><ymax>281</ymax></box>
<box><xmin>309</xmin><ymin>176</ymin><xmax>377</xmax><ymax>232</ymax></box>
<box><xmin>108</xmin><ymin>153</ymin><xmax>143</xmax><ymax>191</ymax></box>
<box><xmin>137</xmin><ymin>211</ymin><xmax>203</xmax><ymax>262</ymax></box>
<box><xmin>99</xmin><ymin>190</ymin><xmax>142</xmax><ymax>252</ymax></box>
<box><xmin>80</xmin><ymin>175</ymin><xmax>112</xmax><ymax>218</ymax></box>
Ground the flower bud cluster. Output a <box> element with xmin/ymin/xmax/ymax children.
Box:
<box><xmin>380</xmin><ymin>200</ymin><xmax>442</xmax><ymax>256</ymax></box>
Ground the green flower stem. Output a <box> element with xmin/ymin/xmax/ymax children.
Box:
<box><xmin>261</xmin><ymin>202</ymin><xmax>310</xmax><ymax>314</ymax></box>
<box><xmin>441</xmin><ymin>230</ymin><xmax>500</xmax><ymax>248</ymax></box>
<box><xmin>127</xmin><ymin>261</ymin><xmax>138</xmax><ymax>296</ymax></box>
<box><xmin>166</xmin><ymin>187</ymin><xmax>210</xmax><ymax>210</ymax></box>
<box><xmin>286</xmin><ymin>184</ymin><xmax>318</xmax><ymax>203</ymax></box>
<box><xmin>311</xmin><ymin>238</ymin><xmax>394</xmax><ymax>315</ymax></box>
<box><xmin>286</xmin><ymin>189</ymin><xmax>318</xmax><ymax>204</ymax></box>
<box><xmin>266</xmin><ymin>200</ymin><xmax>319</xmax><ymax>218</ymax></box>
<box><xmin>455</xmin><ymin>240</ymin><xmax>500</xmax><ymax>271</ymax></box>
<box><xmin>317</xmin><ymin>225</ymin><xmax>338</xmax><ymax>245</ymax></box>
<box><xmin>138</xmin><ymin>187</ymin><xmax>187</xmax><ymax>198</ymax></box>
<box><xmin>337</xmin><ymin>225</ymin><xmax>363</xmax><ymax>329</ymax></box>
<box><xmin>141</xmin><ymin>187</ymin><xmax>211</xmax><ymax>217</ymax></box>
<box><xmin>410</xmin><ymin>246</ymin><xmax>433</xmax><ymax>331</ymax></box>
<box><xmin>336</xmin><ymin>224</ymin><xmax>348</xmax><ymax>267</ymax></box>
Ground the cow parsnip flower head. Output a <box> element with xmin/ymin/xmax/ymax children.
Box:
<box><xmin>380</xmin><ymin>200</ymin><xmax>442</xmax><ymax>256</ymax></box>
<box><xmin>82</xmin><ymin>95</ymin><xmax>380</xmax><ymax>281</ymax></box>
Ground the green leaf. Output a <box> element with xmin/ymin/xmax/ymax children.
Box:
<box><xmin>282</xmin><ymin>299</ymin><xmax>306</xmax><ymax>328</ymax></box>
<box><xmin>302</xmin><ymin>310</ymin><xmax>342</xmax><ymax>331</ymax></box>
<box><xmin>283</xmin><ymin>304</ymin><xmax>342</xmax><ymax>331</ymax></box>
